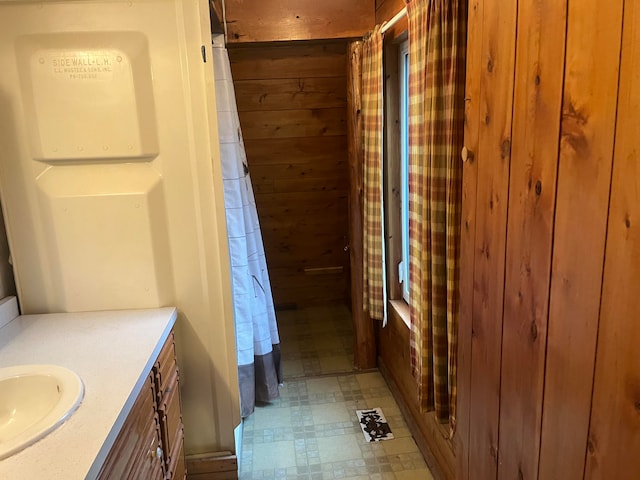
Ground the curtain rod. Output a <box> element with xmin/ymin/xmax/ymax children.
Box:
<box><xmin>380</xmin><ymin>6</ymin><xmax>407</xmax><ymax>34</ymax></box>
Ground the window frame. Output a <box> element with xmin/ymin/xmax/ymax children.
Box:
<box><xmin>398</xmin><ymin>39</ymin><xmax>410</xmax><ymax>303</ymax></box>
<box><xmin>383</xmin><ymin>33</ymin><xmax>411</xmax><ymax>314</ymax></box>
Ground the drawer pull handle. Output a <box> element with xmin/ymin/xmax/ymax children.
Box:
<box><xmin>149</xmin><ymin>446</ymin><xmax>163</xmax><ymax>460</ymax></box>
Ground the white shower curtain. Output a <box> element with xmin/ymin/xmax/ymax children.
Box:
<box><xmin>213</xmin><ymin>37</ymin><xmax>282</xmax><ymax>418</ymax></box>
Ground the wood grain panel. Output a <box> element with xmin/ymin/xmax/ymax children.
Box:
<box><xmin>258</xmin><ymin>213</ymin><xmax>347</xmax><ymax>232</ymax></box>
<box><xmin>272</xmin><ymin>285</ymin><xmax>348</xmax><ymax>308</ymax></box>
<box><xmin>496</xmin><ymin>0</ymin><xmax>566</xmax><ymax>478</ymax></box>
<box><xmin>186</xmin><ymin>452</ymin><xmax>238</xmax><ymax>480</ymax></box>
<box><xmin>232</xmin><ymin>42</ymin><xmax>349</xmax><ymax>317</ymax></box>
<box><xmin>378</xmin><ymin>307</ymin><xmax>455</xmax><ymax>480</ymax></box>
<box><xmin>244</xmin><ymin>136</ymin><xmax>347</xmax><ymax>165</ymax></box>
<box><xmin>239</xmin><ymin>108</ymin><xmax>346</xmax><ymax>140</ymax></box>
<box><xmin>260</xmin><ymin>228</ymin><xmax>346</xmax><ymax>248</ymax></box>
<box><xmin>224</xmin><ymin>0</ymin><xmax>374</xmax><ymax>43</ymax></box>
<box><xmin>375</xmin><ymin>0</ymin><xmax>407</xmax><ymax>39</ymax></box>
<box><xmin>255</xmin><ymin>190</ymin><xmax>346</xmax><ymax>208</ymax></box>
<box><xmin>229</xmin><ymin>45</ymin><xmax>346</xmax><ymax>81</ymax></box>
<box><xmin>269</xmin><ymin>176</ymin><xmax>348</xmax><ymax>194</ymax></box>
<box><xmin>454</xmin><ymin>0</ymin><xmax>484</xmax><ymax>477</ymax></box>
<box><xmin>584</xmin><ymin>1</ymin><xmax>640</xmax><ymax>477</ymax></box>
<box><xmin>264</xmin><ymin>247</ymin><xmax>346</xmax><ymax>270</ymax></box>
<box><xmin>234</xmin><ymin>77</ymin><xmax>346</xmax><ymax>112</ymax></box>
<box><xmin>468</xmin><ymin>0</ymin><xmax>518</xmax><ymax>477</ymax></box>
<box><xmin>539</xmin><ymin>1</ymin><xmax>624</xmax><ymax>478</ymax></box>
<box><xmin>250</xmin><ymin>160</ymin><xmax>348</xmax><ymax>185</ymax></box>
<box><xmin>269</xmin><ymin>265</ymin><xmax>348</xmax><ymax>307</ymax></box>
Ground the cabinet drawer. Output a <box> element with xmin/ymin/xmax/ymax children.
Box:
<box><xmin>165</xmin><ymin>431</ymin><xmax>186</xmax><ymax>480</ymax></box>
<box><xmin>98</xmin><ymin>374</ymin><xmax>157</xmax><ymax>479</ymax></box>
<box><xmin>128</xmin><ymin>419</ymin><xmax>164</xmax><ymax>480</ymax></box>
<box><xmin>155</xmin><ymin>332</ymin><xmax>177</xmax><ymax>401</ymax></box>
<box><xmin>159</xmin><ymin>369</ymin><xmax>183</xmax><ymax>468</ymax></box>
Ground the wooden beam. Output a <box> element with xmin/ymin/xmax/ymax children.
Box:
<box><xmin>239</xmin><ymin>108</ymin><xmax>346</xmax><ymax>140</ymax></box>
<box><xmin>186</xmin><ymin>452</ymin><xmax>238</xmax><ymax>480</ymax></box>
<box><xmin>229</xmin><ymin>42</ymin><xmax>347</xmax><ymax>81</ymax></box>
<box><xmin>224</xmin><ymin>0</ymin><xmax>374</xmax><ymax>43</ymax></box>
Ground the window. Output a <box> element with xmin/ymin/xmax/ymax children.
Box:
<box><xmin>384</xmin><ymin>37</ymin><xmax>411</xmax><ymax>312</ymax></box>
<box><xmin>398</xmin><ymin>40</ymin><xmax>410</xmax><ymax>303</ymax></box>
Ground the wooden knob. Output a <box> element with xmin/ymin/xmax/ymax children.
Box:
<box><xmin>461</xmin><ymin>146</ymin><xmax>474</xmax><ymax>163</ymax></box>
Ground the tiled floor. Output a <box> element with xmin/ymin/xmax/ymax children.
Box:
<box><xmin>239</xmin><ymin>305</ymin><xmax>434</xmax><ymax>480</ymax></box>
<box><xmin>277</xmin><ymin>305</ymin><xmax>356</xmax><ymax>378</ymax></box>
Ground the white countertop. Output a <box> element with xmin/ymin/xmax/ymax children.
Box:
<box><xmin>0</xmin><ymin>306</ymin><xmax>178</xmax><ymax>480</ymax></box>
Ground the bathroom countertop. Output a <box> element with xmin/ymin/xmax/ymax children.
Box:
<box><xmin>0</xmin><ymin>306</ymin><xmax>178</xmax><ymax>479</ymax></box>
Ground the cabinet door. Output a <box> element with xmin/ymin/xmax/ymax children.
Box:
<box><xmin>158</xmin><ymin>368</ymin><xmax>184</xmax><ymax>473</ymax></box>
<box><xmin>166</xmin><ymin>437</ymin><xmax>186</xmax><ymax>480</ymax></box>
<box><xmin>98</xmin><ymin>374</ymin><xmax>163</xmax><ymax>479</ymax></box>
<box><xmin>155</xmin><ymin>332</ymin><xmax>177</xmax><ymax>402</ymax></box>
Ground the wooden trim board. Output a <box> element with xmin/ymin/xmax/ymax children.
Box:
<box><xmin>186</xmin><ymin>453</ymin><xmax>238</xmax><ymax>480</ymax></box>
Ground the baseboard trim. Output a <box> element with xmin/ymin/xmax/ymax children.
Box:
<box><xmin>186</xmin><ymin>452</ymin><xmax>238</xmax><ymax>480</ymax></box>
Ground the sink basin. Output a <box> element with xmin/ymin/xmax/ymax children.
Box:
<box><xmin>0</xmin><ymin>364</ymin><xmax>84</xmax><ymax>459</ymax></box>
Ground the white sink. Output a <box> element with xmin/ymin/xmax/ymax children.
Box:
<box><xmin>0</xmin><ymin>364</ymin><xmax>84</xmax><ymax>459</ymax></box>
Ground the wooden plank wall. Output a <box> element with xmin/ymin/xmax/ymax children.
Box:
<box><xmin>497</xmin><ymin>0</ymin><xmax>565</xmax><ymax>477</ymax></box>
<box><xmin>585</xmin><ymin>1</ymin><xmax>640</xmax><ymax>475</ymax></box>
<box><xmin>378</xmin><ymin>309</ymin><xmax>456</xmax><ymax>480</ymax></box>
<box><xmin>457</xmin><ymin>0</ymin><xmax>640</xmax><ymax>479</ymax></box>
<box><xmin>228</xmin><ymin>41</ymin><xmax>350</xmax><ymax>308</ymax></box>
<box><xmin>223</xmin><ymin>0</ymin><xmax>373</xmax><ymax>43</ymax></box>
<box><xmin>455</xmin><ymin>0</ymin><xmax>483</xmax><ymax>477</ymax></box>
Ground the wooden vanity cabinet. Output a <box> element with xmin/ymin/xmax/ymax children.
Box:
<box><xmin>155</xmin><ymin>332</ymin><xmax>186</xmax><ymax>479</ymax></box>
<box><xmin>98</xmin><ymin>332</ymin><xmax>186</xmax><ymax>480</ymax></box>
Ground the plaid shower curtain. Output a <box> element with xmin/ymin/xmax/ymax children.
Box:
<box><xmin>362</xmin><ymin>25</ymin><xmax>386</xmax><ymax>322</ymax></box>
<box><xmin>407</xmin><ymin>0</ymin><xmax>466</xmax><ymax>425</ymax></box>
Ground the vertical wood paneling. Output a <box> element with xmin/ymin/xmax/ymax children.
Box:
<box><xmin>229</xmin><ymin>42</ymin><xmax>349</xmax><ymax>308</ymax></box>
<box><xmin>538</xmin><ymin>0</ymin><xmax>624</xmax><ymax>477</ymax></box>
<box><xmin>496</xmin><ymin>0</ymin><xmax>567</xmax><ymax>478</ymax></box>
<box><xmin>455</xmin><ymin>0</ymin><xmax>484</xmax><ymax>478</ymax></box>
<box><xmin>585</xmin><ymin>1</ymin><xmax>640</xmax><ymax>477</ymax></box>
<box><xmin>468</xmin><ymin>0</ymin><xmax>517</xmax><ymax>477</ymax></box>
<box><xmin>462</xmin><ymin>2</ymin><xmax>639</xmax><ymax>479</ymax></box>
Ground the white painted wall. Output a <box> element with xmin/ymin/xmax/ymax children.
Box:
<box><xmin>0</xmin><ymin>0</ymin><xmax>239</xmax><ymax>456</ymax></box>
